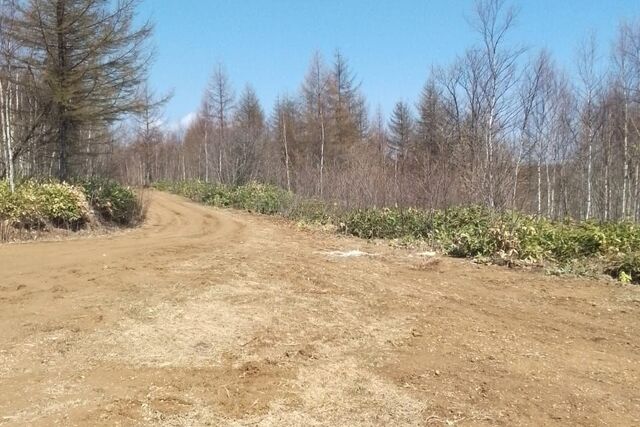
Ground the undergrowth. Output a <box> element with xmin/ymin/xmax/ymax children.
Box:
<box><xmin>79</xmin><ymin>179</ymin><xmax>143</xmax><ymax>225</ymax></box>
<box><xmin>156</xmin><ymin>180</ymin><xmax>640</xmax><ymax>284</ymax></box>
<box><xmin>154</xmin><ymin>180</ymin><xmax>291</xmax><ymax>215</ymax></box>
<box><xmin>0</xmin><ymin>179</ymin><xmax>142</xmax><ymax>236</ymax></box>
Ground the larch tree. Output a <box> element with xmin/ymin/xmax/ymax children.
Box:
<box><xmin>388</xmin><ymin>101</ymin><xmax>414</xmax><ymax>166</ymax></box>
<box><xmin>229</xmin><ymin>84</ymin><xmax>264</xmax><ymax>185</ymax></box>
<box><xmin>369</xmin><ymin>105</ymin><xmax>387</xmax><ymax>164</ymax></box>
<box><xmin>388</xmin><ymin>100</ymin><xmax>414</xmax><ymax>202</ymax></box>
<box><xmin>12</xmin><ymin>0</ymin><xmax>153</xmax><ymax>180</ymax></box>
<box><xmin>328</xmin><ymin>50</ymin><xmax>363</xmax><ymax>154</ymax></box>
<box><xmin>416</xmin><ymin>78</ymin><xmax>446</xmax><ymax>159</ymax></box>
<box><xmin>134</xmin><ymin>83</ymin><xmax>170</xmax><ymax>186</ymax></box>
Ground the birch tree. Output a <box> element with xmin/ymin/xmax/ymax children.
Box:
<box><xmin>471</xmin><ymin>0</ymin><xmax>524</xmax><ymax>208</ymax></box>
<box><xmin>301</xmin><ymin>52</ymin><xmax>329</xmax><ymax>196</ymax></box>
<box><xmin>576</xmin><ymin>33</ymin><xmax>604</xmax><ymax>220</ymax></box>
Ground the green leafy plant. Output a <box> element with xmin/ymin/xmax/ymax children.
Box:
<box><xmin>0</xmin><ymin>180</ymin><xmax>90</xmax><ymax>228</ymax></box>
<box><xmin>1</xmin><ymin>179</ymin><xmax>142</xmax><ymax>238</ymax></box>
<box><xmin>81</xmin><ymin>179</ymin><xmax>140</xmax><ymax>225</ymax></box>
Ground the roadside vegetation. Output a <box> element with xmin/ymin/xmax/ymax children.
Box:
<box><xmin>156</xmin><ymin>180</ymin><xmax>640</xmax><ymax>285</ymax></box>
<box><xmin>153</xmin><ymin>180</ymin><xmax>292</xmax><ymax>215</ymax></box>
<box><xmin>0</xmin><ymin>179</ymin><xmax>143</xmax><ymax>241</ymax></box>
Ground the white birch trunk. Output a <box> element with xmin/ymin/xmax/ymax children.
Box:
<box><xmin>282</xmin><ymin>111</ymin><xmax>291</xmax><ymax>192</ymax></box>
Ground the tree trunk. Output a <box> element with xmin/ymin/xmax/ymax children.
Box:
<box><xmin>282</xmin><ymin>112</ymin><xmax>291</xmax><ymax>192</ymax></box>
<box><xmin>56</xmin><ymin>0</ymin><xmax>69</xmax><ymax>181</ymax></box>
<box><xmin>550</xmin><ymin>165</ymin><xmax>557</xmax><ymax>219</ymax></box>
<box><xmin>181</xmin><ymin>150</ymin><xmax>186</xmax><ymax>181</ymax></box>
<box><xmin>204</xmin><ymin>125</ymin><xmax>209</xmax><ymax>182</ymax></box>
<box><xmin>1</xmin><ymin>79</ymin><xmax>15</xmax><ymax>193</ymax></box>
<box><xmin>536</xmin><ymin>151</ymin><xmax>542</xmax><ymax>215</ymax></box>
<box><xmin>622</xmin><ymin>101</ymin><xmax>629</xmax><ymax>218</ymax></box>
<box><xmin>604</xmin><ymin>158</ymin><xmax>610</xmax><ymax>221</ymax></box>
<box><xmin>586</xmin><ymin>139</ymin><xmax>593</xmax><ymax>220</ymax></box>
<box><xmin>634</xmin><ymin>164</ymin><xmax>639</xmax><ymax>222</ymax></box>
<box><xmin>319</xmin><ymin>110</ymin><xmax>325</xmax><ymax>198</ymax></box>
<box><xmin>545</xmin><ymin>162</ymin><xmax>551</xmax><ymax>218</ymax></box>
<box><xmin>512</xmin><ymin>148</ymin><xmax>521</xmax><ymax>209</ymax></box>
<box><xmin>486</xmin><ymin>102</ymin><xmax>495</xmax><ymax>208</ymax></box>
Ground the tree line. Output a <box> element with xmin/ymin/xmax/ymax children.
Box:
<box><xmin>2</xmin><ymin>0</ymin><xmax>640</xmax><ymax>221</ymax></box>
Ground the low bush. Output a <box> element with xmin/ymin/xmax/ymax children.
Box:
<box><xmin>338</xmin><ymin>208</ymin><xmax>432</xmax><ymax>240</ymax></box>
<box><xmin>287</xmin><ymin>198</ymin><xmax>337</xmax><ymax>225</ymax></box>
<box><xmin>229</xmin><ymin>182</ymin><xmax>292</xmax><ymax>214</ymax></box>
<box><xmin>0</xmin><ymin>179</ymin><xmax>142</xmax><ymax>236</ymax></box>
<box><xmin>0</xmin><ymin>180</ymin><xmax>90</xmax><ymax>228</ymax></box>
<box><xmin>39</xmin><ymin>182</ymin><xmax>91</xmax><ymax>227</ymax></box>
<box><xmin>81</xmin><ymin>179</ymin><xmax>141</xmax><ymax>225</ymax></box>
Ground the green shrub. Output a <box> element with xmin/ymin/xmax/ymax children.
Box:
<box><xmin>0</xmin><ymin>181</ymin><xmax>21</xmax><ymax>224</ymax></box>
<box><xmin>287</xmin><ymin>198</ymin><xmax>336</xmax><ymax>225</ymax></box>
<box><xmin>81</xmin><ymin>179</ymin><xmax>140</xmax><ymax>225</ymax></box>
<box><xmin>1</xmin><ymin>179</ymin><xmax>141</xmax><ymax>232</ymax></box>
<box><xmin>0</xmin><ymin>180</ymin><xmax>90</xmax><ymax>228</ymax></box>
<box><xmin>0</xmin><ymin>180</ymin><xmax>49</xmax><ymax>227</ymax></box>
<box><xmin>232</xmin><ymin>183</ymin><xmax>292</xmax><ymax>214</ymax></box>
<box><xmin>339</xmin><ymin>208</ymin><xmax>433</xmax><ymax>239</ymax></box>
<box><xmin>337</xmin><ymin>203</ymin><xmax>640</xmax><ymax>283</ymax></box>
<box><xmin>156</xmin><ymin>180</ymin><xmax>292</xmax><ymax>215</ymax></box>
<box><xmin>40</xmin><ymin>182</ymin><xmax>91</xmax><ymax>226</ymax></box>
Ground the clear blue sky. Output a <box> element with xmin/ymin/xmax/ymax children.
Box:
<box><xmin>138</xmin><ymin>0</ymin><xmax>640</xmax><ymax>128</ymax></box>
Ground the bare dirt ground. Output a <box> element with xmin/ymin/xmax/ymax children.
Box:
<box><xmin>1</xmin><ymin>191</ymin><xmax>639</xmax><ymax>426</ymax></box>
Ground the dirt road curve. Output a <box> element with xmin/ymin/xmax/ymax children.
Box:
<box><xmin>1</xmin><ymin>192</ymin><xmax>639</xmax><ymax>426</ymax></box>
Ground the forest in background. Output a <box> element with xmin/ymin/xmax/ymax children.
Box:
<box><xmin>1</xmin><ymin>0</ymin><xmax>640</xmax><ymax>222</ymax></box>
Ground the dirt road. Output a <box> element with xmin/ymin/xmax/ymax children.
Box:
<box><xmin>1</xmin><ymin>192</ymin><xmax>639</xmax><ymax>426</ymax></box>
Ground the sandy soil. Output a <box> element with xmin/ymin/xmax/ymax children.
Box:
<box><xmin>1</xmin><ymin>191</ymin><xmax>639</xmax><ymax>426</ymax></box>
